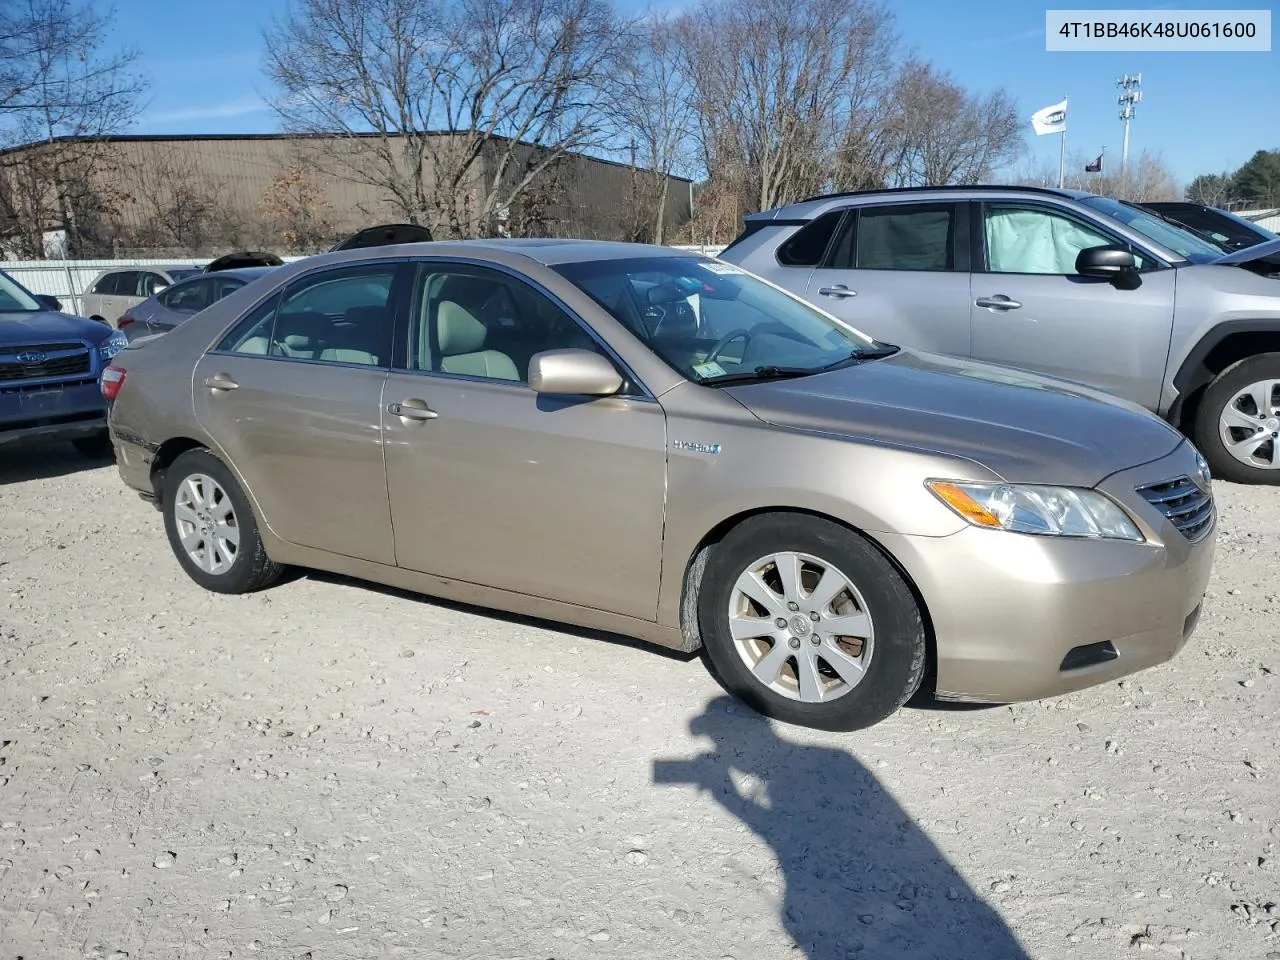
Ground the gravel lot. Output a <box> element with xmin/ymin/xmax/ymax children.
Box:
<box><xmin>1</xmin><ymin>440</ymin><xmax>1277</xmax><ymax>960</ymax></box>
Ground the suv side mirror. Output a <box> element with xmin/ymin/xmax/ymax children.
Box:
<box><xmin>528</xmin><ymin>349</ymin><xmax>622</xmax><ymax>396</ymax></box>
<box><xmin>1076</xmin><ymin>244</ymin><xmax>1136</xmax><ymax>278</ymax></box>
<box><xmin>36</xmin><ymin>294</ymin><xmax>62</xmax><ymax>311</ymax></box>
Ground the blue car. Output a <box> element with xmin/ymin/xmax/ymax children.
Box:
<box><xmin>1</xmin><ymin>267</ymin><xmax>128</xmax><ymax>458</ymax></box>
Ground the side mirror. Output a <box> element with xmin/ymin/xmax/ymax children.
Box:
<box><xmin>1076</xmin><ymin>244</ymin><xmax>1137</xmax><ymax>278</ymax></box>
<box><xmin>36</xmin><ymin>294</ymin><xmax>62</xmax><ymax>311</ymax></box>
<box><xmin>528</xmin><ymin>349</ymin><xmax>622</xmax><ymax>396</ymax></box>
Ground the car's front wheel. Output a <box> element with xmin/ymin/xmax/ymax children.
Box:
<box><xmin>1195</xmin><ymin>353</ymin><xmax>1280</xmax><ymax>485</ymax></box>
<box><xmin>697</xmin><ymin>514</ymin><xmax>927</xmax><ymax>731</ymax></box>
<box><xmin>162</xmin><ymin>449</ymin><xmax>284</xmax><ymax>594</ymax></box>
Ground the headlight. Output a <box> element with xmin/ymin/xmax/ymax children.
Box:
<box><xmin>98</xmin><ymin>330</ymin><xmax>128</xmax><ymax>362</ymax></box>
<box><xmin>926</xmin><ymin>480</ymin><xmax>1143</xmax><ymax>541</ymax></box>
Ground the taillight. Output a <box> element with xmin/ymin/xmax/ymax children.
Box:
<box><xmin>117</xmin><ymin>314</ymin><xmax>136</xmax><ymax>329</ymax></box>
<box><xmin>101</xmin><ymin>364</ymin><xmax>127</xmax><ymax>400</ymax></box>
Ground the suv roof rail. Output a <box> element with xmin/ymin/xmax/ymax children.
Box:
<box><xmin>797</xmin><ymin>184</ymin><xmax>1078</xmax><ymax>204</ymax></box>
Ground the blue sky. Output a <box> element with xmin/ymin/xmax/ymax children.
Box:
<box><xmin>118</xmin><ymin>0</ymin><xmax>1277</xmax><ymax>184</ymax></box>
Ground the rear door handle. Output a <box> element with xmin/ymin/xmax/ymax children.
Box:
<box><xmin>817</xmin><ymin>285</ymin><xmax>856</xmax><ymax>299</ymax></box>
<box><xmin>975</xmin><ymin>295</ymin><xmax>1022</xmax><ymax>311</ymax></box>
<box><xmin>204</xmin><ymin>373</ymin><xmax>239</xmax><ymax>391</ymax></box>
<box><xmin>388</xmin><ymin>399</ymin><xmax>438</xmax><ymax>422</ymax></box>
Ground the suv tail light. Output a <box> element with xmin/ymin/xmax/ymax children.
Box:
<box><xmin>101</xmin><ymin>364</ymin><xmax>127</xmax><ymax>400</ymax></box>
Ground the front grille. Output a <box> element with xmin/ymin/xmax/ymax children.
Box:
<box><xmin>1136</xmin><ymin>475</ymin><xmax>1214</xmax><ymax>542</ymax></box>
<box><xmin>0</xmin><ymin>343</ymin><xmax>92</xmax><ymax>382</ymax></box>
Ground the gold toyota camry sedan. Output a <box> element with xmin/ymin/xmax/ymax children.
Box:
<box><xmin>104</xmin><ymin>240</ymin><xmax>1215</xmax><ymax>730</ymax></box>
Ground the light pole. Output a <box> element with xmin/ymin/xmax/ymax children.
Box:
<box><xmin>1116</xmin><ymin>74</ymin><xmax>1142</xmax><ymax>189</ymax></box>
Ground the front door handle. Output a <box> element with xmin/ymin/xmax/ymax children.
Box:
<box><xmin>204</xmin><ymin>373</ymin><xmax>239</xmax><ymax>391</ymax></box>
<box><xmin>975</xmin><ymin>295</ymin><xmax>1023</xmax><ymax>311</ymax></box>
<box><xmin>388</xmin><ymin>399</ymin><xmax>439</xmax><ymax>422</ymax></box>
<box><xmin>818</xmin><ymin>284</ymin><xmax>857</xmax><ymax>299</ymax></box>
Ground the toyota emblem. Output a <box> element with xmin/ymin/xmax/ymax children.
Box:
<box><xmin>15</xmin><ymin>351</ymin><xmax>46</xmax><ymax>364</ymax></box>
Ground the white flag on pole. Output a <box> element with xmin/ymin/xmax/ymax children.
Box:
<box><xmin>1030</xmin><ymin>99</ymin><xmax>1068</xmax><ymax>135</ymax></box>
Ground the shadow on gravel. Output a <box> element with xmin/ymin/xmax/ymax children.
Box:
<box><xmin>653</xmin><ymin>697</ymin><xmax>1029</xmax><ymax>960</ymax></box>
<box><xmin>303</xmin><ymin>570</ymin><xmax>701</xmax><ymax>662</ymax></box>
<box><xmin>0</xmin><ymin>438</ymin><xmax>112</xmax><ymax>485</ymax></box>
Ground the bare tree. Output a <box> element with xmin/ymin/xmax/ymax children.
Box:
<box><xmin>1017</xmin><ymin>149</ymin><xmax>1181</xmax><ymax>201</ymax></box>
<box><xmin>676</xmin><ymin>0</ymin><xmax>897</xmax><ymax>220</ymax></box>
<box><xmin>261</xmin><ymin>163</ymin><xmax>336</xmax><ymax>252</ymax></box>
<box><xmin>608</xmin><ymin>13</ymin><xmax>696</xmax><ymax>243</ymax></box>
<box><xmin>0</xmin><ymin>0</ymin><xmax>144</xmax><ymax>255</ymax></box>
<box><xmin>264</xmin><ymin>0</ymin><xmax>630</xmax><ymax>239</ymax></box>
<box><xmin>118</xmin><ymin>147</ymin><xmax>249</xmax><ymax>255</ymax></box>
<box><xmin>875</xmin><ymin>60</ymin><xmax>1022</xmax><ymax>187</ymax></box>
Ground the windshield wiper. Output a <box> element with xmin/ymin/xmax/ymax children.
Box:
<box><xmin>814</xmin><ymin>344</ymin><xmax>900</xmax><ymax>371</ymax></box>
<box><xmin>700</xmin><ymin>365</ymin><xmax>820</xmax><ymax>386</ymax></box>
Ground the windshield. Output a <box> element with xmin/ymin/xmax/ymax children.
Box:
<box><xmin>1080</xmin><ymin>196</ymin><xmax>1225</xmax><ymax>264</ymax></box>
<box><xmin>553</xmin><ymin>256</ymin><xmax>884</xmax><ymax>384</ymax></box>
<box><xmin>0</xmin><ymin>269</ymin><xmax>42</xmax><ymax>312</ymax></box>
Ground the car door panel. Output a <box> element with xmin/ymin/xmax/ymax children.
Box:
<box><xmin>382</xmin><ymin>375</ymin><xmax>667</xmax><ymax>619</ymax></box>
<box><xmin>381</xmin><ymin>260</ymin><xmax>667</xmax><ymax>620</ymax></box>
<box><xmin>190</xmin><ymin>262</ymin><xmax>406</xmax><ymax>564</ymax></box>
<box><xmin>193</xmin><ymin>355</ymin><xmax>394</xmax><ymax>563</ymax></box>
<box><xmin>803</xmin><ymin>202</ymin><xmax>972</xmax><ymax>357</ymax></box>
<box><xmin>970</xmin><ymin>201</ymin><xmax>1175</xmax><ymax>410</ymax></box>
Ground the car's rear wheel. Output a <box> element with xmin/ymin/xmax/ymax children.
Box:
<box><xmin>1195</xmin><ymin>354</ymin><xmax>1280</xmax><ymax>485</ymax></box>
<box><xmin>163</xmin><ymin>449</ymin><xmax>284</xmax><ymax>594</ymax></box>
<box><xmin>697</xmin><ymin>513</ymin><xmax>927</xmax><ymax>731</ymax></box>
<box><xmin>71</xmin><ymin>431</ymin><xmax>112</xmax><ymax>459</ymax></box>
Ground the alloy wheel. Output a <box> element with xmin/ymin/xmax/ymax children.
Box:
<box><xmin>727</xmin><ymin>551</ymin><xmax>874</xmax><ymax>703</ymax></box>
<box><xmin>172</xmin><ymin>473</ymin><xmax>240</xmax><ymax>575</ymax></box>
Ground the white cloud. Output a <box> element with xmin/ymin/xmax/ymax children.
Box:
<box><xmin>145</xmin><ymin>98</ymin><xmax>270</xmax><ymax>124</ymax></box>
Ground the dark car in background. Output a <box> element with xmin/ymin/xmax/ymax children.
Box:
<box><xmin>1</xmin><ymin>267</ymin><xmax>127</xmax><ymax>457</ymax></box>
<box><xmin>1138</xmin><ymin>201</ymin><xmax>1278</xmax><ymax>253</ymax></box>
<box><xmin>119</xmin><ymin>266</ymin><xmax>278</xmax><ymax>342</ymax></box>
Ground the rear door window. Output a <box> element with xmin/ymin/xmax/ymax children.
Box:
<box><xmin>848</xmin><ymin>204</ymin><xmax>956</xmax><ymax>271</ymax></box>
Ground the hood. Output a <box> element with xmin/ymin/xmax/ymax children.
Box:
<box><xmin>725</xmin><ymin>350</ymin><xmax>1184</xmax><ymax>488</ymax></box>
<box><xmin>1214</xmin><ymin>237</ymin><xmax>1280</xmax><ymax>270</ymax></box>
<box><xmin>0</xmin><ymin>309</ymin><xmax>113</xmax><ymax>345</ymax></box>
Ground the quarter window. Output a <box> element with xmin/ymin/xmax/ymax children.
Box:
<box><xmin>776</xmin><ymin>211</ymin><xmax>844</xmax><ymax>266</ymax></box>
<box><xmin>405</xmin><ymin>264</ymin><xmax>607</xmax><ymax>384</ymax></box>
<box><xmin>983</xmin><ymin>204</ymin><xmax>1118</xmax><ymax>275</ymax></box>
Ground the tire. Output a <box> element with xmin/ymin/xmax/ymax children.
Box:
<box><xmin>1194</xmin><ymin>353</ymin><xmax>1280</xmax><ymax>485</ymax></box>
<box><xmin>697</xmin><ymin>513</ymin><xmax>927</xmax><ymax>732</ymax></box>
<box><xmin>162</xmin><ymin>448</ymin><xmax>285</xmax><ymax>594</ymax></box>
<box><xmin>71</xmin><ymin>430</ymin><xmax>113</xmax><ymax>459</ymax></box>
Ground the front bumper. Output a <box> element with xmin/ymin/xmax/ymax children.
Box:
<box><xmin>875</xmin><ymin>442</ymin><xmax>1216</xmax><ymax>704</ymax></box>
<box><xmin>0</xmin><ymin>379</ymin><xmax>106</xmax><ymax>446</ymax></box>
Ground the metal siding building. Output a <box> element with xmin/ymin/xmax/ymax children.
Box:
<box><xmin>0</xmin><ymin>133</ymin><xmax>693</xmax><ymax>255</ymax></box>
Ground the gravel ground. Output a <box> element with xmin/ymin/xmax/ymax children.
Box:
<box><xmin>1</xmin><ymin>440</ymin><xmax>1278</xmax><ymax>960</ymax></box>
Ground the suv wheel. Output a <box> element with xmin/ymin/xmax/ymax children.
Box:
<box><xmin>697</xmin><ymin>514</ymin><xmax>927</xmax><ymax>731</ymax></box>
<box><xmin>162</xmin><ymin>449</ymin><xmax>285</xmax><ymax>593</ymax></box>
<box><xmin>1195</xmin><ymin>354</ymin><xmax>1280</xmax><ymax>484</ymax></box>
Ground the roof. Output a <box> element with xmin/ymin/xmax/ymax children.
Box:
<box><xmin>0</xmin><ymin>132</ymin><xmax>695</xmax><ymax>183</ymax></box>
<box><xmin>408</xmin><ymin>238</ymin><xmax>704</xmax><ymax>266</ymax></box>
<box><xmin>749</xmin><ymin>184</ymin><xmax>1098</xmax><ymax>220</ymax></box>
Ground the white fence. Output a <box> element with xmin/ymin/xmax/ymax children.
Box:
<box><xmin>3</xmin><ymin>244</ymin><xmax>728</xmax><ymax>318</ymax></box>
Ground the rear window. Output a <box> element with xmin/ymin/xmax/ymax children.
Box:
<box><xmin>776</xmin><ymin>211</ymin><xmax>844</xmax><ymax>266</ymax></box>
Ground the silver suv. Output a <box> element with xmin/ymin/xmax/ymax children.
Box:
<box><xmin>719</xmin><ymin>186</ymin><xmax>1280</xmax><ymax>484</ymax></box>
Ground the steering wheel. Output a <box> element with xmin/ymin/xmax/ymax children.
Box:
<box><xmin>706</xmin><ymin>328</ymin><xmax>753</xmax><ymax>363</ymax></box>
